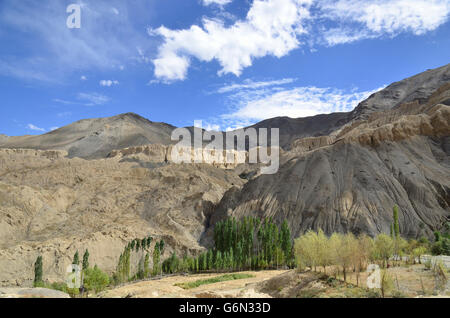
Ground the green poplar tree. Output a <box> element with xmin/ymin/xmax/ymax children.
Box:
<box><xmin>34</xmin><ymin>256</ymin><xmax>43</xmax><ymax>286</ymax></box>
<box><xmin>73</xmin><ymin>251</ymin><xmax>80</xmax><ymax>266</ymax></box>
<box><xmin>152</xmin><ymin>242</ymin><xmax>160</xmax><ymax>276</ymax></box>
<box><xmin>144</xmin><ymin>253</ymin><xmax>150</xmax><ymax>278</ymax></box>
<box><xmin>393</xmin><ymin>205</ymin><xmax>400</xmax><ymax>239</ymax></box>
<box><xmin>82</xmin><ymin>249</ymin><xmax>90</xmax><ymax>270</ymax></box>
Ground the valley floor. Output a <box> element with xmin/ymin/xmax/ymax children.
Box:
<box><xmin>98</xmin><ymin>270</ymin><xmax>288</xmax><ymax>298</ymax></box>
<box><xmin>97</xmin><ymin>264</ymin><xmax>449</xmax><ymax>298</ymax></box>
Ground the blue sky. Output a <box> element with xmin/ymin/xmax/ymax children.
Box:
<box><xmin>0</xmin><ymin>0</ymin><xmax>449</xmax><ymax>135</ymax></box>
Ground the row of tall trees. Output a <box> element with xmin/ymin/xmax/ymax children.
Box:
<box><xmin>160</xmin><ymin>217</ymin><xmax>295</xmax><ymax>274</ymax></box>
<box><xmin>214</xmin><ymin>217</ymin><xmax>294</xmax><ymax>270</ymax></box>
<box><xmin>213</xmin><ymin>217</ymin><xmax>293</xmax><ymax>270</ymax></box>
<box><xmin>112</xmin><ymin>236</ymin><xmax>165</xmax><ymax>284</ymax></box>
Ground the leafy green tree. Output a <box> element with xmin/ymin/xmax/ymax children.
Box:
<box><xmin>159</xmin><ymin>240</ymin><xmax>165</xmax><ymax>254</ymax></box>
<box><xmin>33</xmin><ymin>256</ymin><xmax>43</xmax><ymax>287</ymax></box>
<box><xmin>163</xmin><ymin>252</ymin><xmax>180</xmax><ymax>274</ymax></box>
<box><xmin>144</xmin><ymin>253</ymin><xmax>150</xmax><ymax>278</ymax></box>
<box><xmin>207</xmin><ymin>250</ymin><xmax>213</xmax><ymax>270</ymax></box>
<box><xmin>280</xmin><ymin>220</ymin><xmax>292</xmax><ymax>264</ymax></box>
<box><xmin>136</xmin><ymin>239</ymin><xmax>141</xmax><ymax>251</ymax></box>
<box><xmin>84</xmin><ymin>265</ymin><xmax>109</xmax><ymax>294</ymax></box>
<box><xmin>393</xmin><ymin>205</ymin><xmax>400</xmax><ymax>239</ymax></box>
<box><xmin>72</xmin><ymin>251</ymin><xmax>80</xmax><ymax>266</ymax></box>
<box><xmin>82</xmin><ymin>249</ymin><xmax>90</xmax><ymax>270</ymax></box>
<box><xmin>152</xmin><ymin>242</ymin><xmax>161</xmax><ymax>276</ymax></box>
<box><xmin>374</xmin><ymin>234</ymin><xmax>394</xmax><ymax>268</ymax></box>
<box><xmin>215</xmin><ymin>251</ymin><xmax>223</xmax><ymax>270</ymax></box>
<box><xmin>434</xmin><ymin>231</ymin><xmax>442</xmax><ymax>242</ymax></box>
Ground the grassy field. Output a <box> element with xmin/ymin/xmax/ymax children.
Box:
<box><xmin>175</xmin><ymin>273</ymin><xmax>255</xmax><ymax>290</ymax></box>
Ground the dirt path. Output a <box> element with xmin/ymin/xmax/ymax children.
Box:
<box><xmin>99</xmin><ymin>270</ymin><xmax>289</xmax><ymax>298</ymax></box>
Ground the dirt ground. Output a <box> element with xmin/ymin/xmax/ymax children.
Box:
<box><xmin>98</xmin><ymin>263</ymin><xmax>449</xmax><ymax>298</ymax></box>
<box><xmin>98</xmin><ymin>270</ymin><xmax>289</xmax><ymax>298</ymax></box>
<box><xmin>300</xmin><ymin>263</ymin><xmax>449</xmax><ymax>297</ymax></box>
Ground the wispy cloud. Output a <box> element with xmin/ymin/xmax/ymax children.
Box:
<box><xmin>53</xmin><ymin>93</ymin><xmax>110</xmax><ymax>106</ymax></box>
<box><xmin>99</xmin><ymin>80</ymin><xmax>119</xmax><ymax>87</ymax></box>
<box><xmin>57</xmin><ymin>111</ymin><xmax>72</xmax><ymax>118</ymax></box>
<box><xmin>222</xmin><ymin>86</ymin><xmax>382</xmax><ymax>122</ymax></box>
<box><xmin>27</xmin><ymin>124</ymin><xmax>46</xmax><ymax>132</ymax></box>
<box><xmin>316</xmin><ymin>0</ymin><xmax>450</xmax><ymax>45</ymax></box>
<box><xmin>202</xmin><ymin>0</ymin><xmax>233</xmax><ymax>6</ymax></box>
<box><xmin>216</xmin><ymin>78</ymin><xmax>296</xmax><ymax>94</ymax></box>
<box><xmin>53</xmin><ymin>99</ymin><xmax>78</xmax><ymax>105</ymax></box>
<box><xmin>77</xmin><ymin>92</ymin><xmax>110</xmax><ymax>106</ymax></box>
<box><xmin>202</xmin><ymin>78</ymin><xmax>384</xmax><ymax>131</ymax></box>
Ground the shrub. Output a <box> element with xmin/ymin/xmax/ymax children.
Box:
<box><xmin>84</xmin><ymin>265</ymin><xmax>110</xmax><ymax>294</ymax></box>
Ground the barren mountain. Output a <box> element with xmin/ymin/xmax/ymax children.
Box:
<box><xmin>350</xmin><ymin>63</ymin><xmax>450</xmax><ymax>121</ymax></box>
<box><xmin>0</xmin><ymin>64</ymin><xmax>449</xmax><ymax>287</ymax></box>
<box><xmin>0</xmin><ymin>113</ymin><xmax>176</xmax><ymax>159</ymax></box>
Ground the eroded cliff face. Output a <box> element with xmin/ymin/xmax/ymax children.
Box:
<box><xmin>204</xmin><ymin>85</ymin><xmax>450</xmax><ymax>244</ymax></box>
<box><xmin>0</xmin><ymin>148</ymin><xmax>244</xmax><ymax>286</ymax></box>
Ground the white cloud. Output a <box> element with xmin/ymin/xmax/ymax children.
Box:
<box><xmin>150</xmin><ymin>0</ymin><xmax>450</xmax><ymax>82</ymax></box>
<box><xmin>53</xmin><ymin>98</ymin><xmax>77</xmax><ymax>105</ymax></box>
<box><xmin>217</xmin><ymin>78</ymin><xmax>296</xmax><ymax>93</ymax></box>
<box><xmin>317</xmin><ymin>0</ymin><xmax>450</xmax><ymax>45</ymax></box>
<box><xmin>99</xmin><ymin>80</ymin><xmax>120</xmax><ymax>87</ymax></box>
<box><xmin>111</xmin><ymin>7</ymin><xmax>119</xmax><ymax>15</ymax></box>
<box><xmin>150</xmin><ymin>0</ymin><xmax>312</xmax><ymax>81</ymax></box>
<box><xmin>77</xmin><ymin>92</ymin><xmax>110</xmax><ymax>106</ymax></box>
<box><xmin>27</xmin><ymin>124</ymin><xmax>46</xmax><ymax>132</ymax></box>
<box><xmin>80</xmin><ymin>75</ymin><xmax>87</xmax><ymax>81</ymax></box>
<box><xmin>204</xmin><ymin>79</ymin><xmax>384</xmax><ymax>130</ymax></box>
<box><xmin>57</xmin><ymin>112</ymin><xmax>72</xmax><ymax>117</ymax></box>
<box><xmin>223</xmin><ymin>86</ymin><xmax>382</xmax><ymax>122</ymax></box>
<box><xmin>50</xmin><ymin>126</ymin><xmax>59</xmax><ymax>131</ymax></box>
<box><xmin>202</xmin><ymin>0</ymin><xmax>233</xmax><ymax>6</ymax></box>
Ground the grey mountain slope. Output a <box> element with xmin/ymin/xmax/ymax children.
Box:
<box><xmin>350</xmin><ymin>63</ymin><xmax>450</xmax><ymax>120</ymax></box>
<box><xmin>203</xmin><ymin>84</ymin><xmax>450</xmax><ymax>242</ymax></box>
<box><xmin>249</xmin><ymin>112</ymin><xmax>348</xmax><ymax>149</ymax></box>
<box><xmin>205</xmin><ymin>135</ymin><xmax>450</xmax><ymax>241</ymax></box>
<box><xmin>0</xmin><ymin>113</ymin><xmax>176</xmax><ymax>159</ymax></box>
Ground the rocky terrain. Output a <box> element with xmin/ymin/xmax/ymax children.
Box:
<box><xmin>0</xmin><ymin>64</ymin><xmax>449</xmax><ymax>287</ymax></box>
<box><xmin>0</xmin><ymin>113</ymin><xmax>176</xmax><ymax>159</ymax></box>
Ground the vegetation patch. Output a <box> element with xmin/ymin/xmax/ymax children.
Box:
<box><xmin>175</xmin><ymin>273</ymin><xmax>255</xmax><ymax>290</ymax></box>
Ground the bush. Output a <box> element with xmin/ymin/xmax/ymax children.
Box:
<box><xmin>84</xmin><ymin>265</ymin><xmax>110</xmax><ymax>294</ymax></box>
